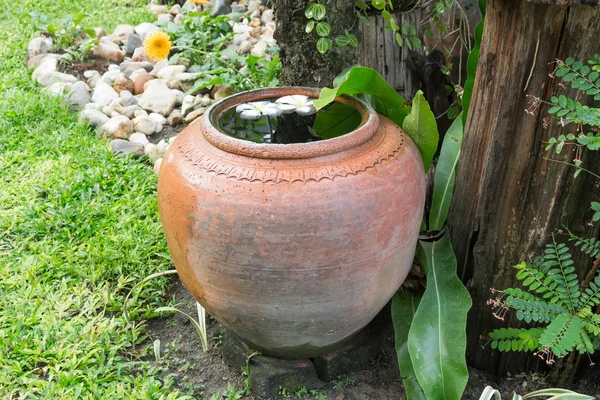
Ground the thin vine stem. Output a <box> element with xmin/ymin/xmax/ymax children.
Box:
<box><xmin>543</xmin><ymin>157</ymin><xmax>600</xmax><ymax>180</ymax></box>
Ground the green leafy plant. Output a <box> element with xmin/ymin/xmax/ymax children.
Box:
<box><xmin>164</xmin><ymin>9</ymin><xmax>281</xmax><ymax>93</ymax></box>
<box><xmin>404</xmin><ymin>234</ymin><xmax>471</xmax><ymax>400</ymax></box>
<box><xmin>479</xmin><ymin>386</ymin><xmax>594</xmax><ymax>400</ymax></box>
<box><xmin>59</xmin><ymin>37</ymin><xmax>98</xmax><ymax>66</ymax></box>
<box><xmin>391</xmin><ymin>115</ymin><xmax>471</xmax><ymax>400</ymax></box>
<box><xmin>304</xmin><ymin>0</ymin><xmax>466</xmax><ymax>55</ymax></box>
<box><xmin>528</xmin><ymin>54</ymin><xmax>600</xmax><ymax>184</ymax></box>
<box><xmin>241</xmin><ymin>351</ymin><xmax>261</xmax><ymax>395</ymax></box>
<box><xmin>314</xmin><ymin>66</ymin><xmax>439</xmax><ymax>161</ymax></box>
<box><xmin>164</xmin><ymin>9</ymin><xmax>233</xmax><ymax>64</ymax></box>
<box><xmin>314</xmin><ymin>62</ymin><xmax>469</xmax><ymax>399</ymax></box>
<box><xmin>462</xmin><ymin>0</ymin><xmax>486</xmax><ymax>126</ymax></box>
<box><xmin>123</xmin><ymin>269</ymin><xmax>209</xmax><ymax>351</ymax></box>
<box><xmin>402</xmin><ymin>90</ymin><xmax>440</xmax><ymax>171</ymax></box>
<box><xmin>304</xmin><ymin>2</ymin><xmax>358</xmax><ymax>54</ymax></box>
<box><xmin>356</xmin><ymin>0</ymin><xmax>422</xmax><ymax>51</ymax></box>
<box><xmin>389</xmin><ymin>2</ymin><xmax>486</xmax><ymax>398</ymax></box>
<box><xmin>27</xmin><ymin>12</ymin><xmax>95</xmax><ymax>50</ymax></box>
<box><xmin>278</xmin><ymin>385</ymin><xmax>291</xmax><ymax>398</ymax></box>
<box><xmin>333</xmin><ymin>376</ymin><xmax>356</xmax><ymax>390</ymax></box>
<box><xmin>486</xmin><ymin>237</ymin><xmax>600</xmax><ymax>365</ymax></box>
<box><xmin>309</xmin><ymin>389</ymin><xmax>328</xmax><ymax>400</ymax></box>
<box><xmin>222</xmin><ymin>384</ymin><xmax>244</xmax><ymax>400</ymax></box>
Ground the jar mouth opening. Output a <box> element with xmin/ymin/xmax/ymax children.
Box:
<box><xmin>203</xmin><ymin>87</ymin><xmax>379</xmax><ymax>159</ymax></box>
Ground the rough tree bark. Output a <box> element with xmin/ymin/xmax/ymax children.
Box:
<box><xmin>449</xmin><ymin>0</ymin><xmax>600</xmax><ymax>375</ymax></box>
<box><xmin>273</xmin><ymin>0</ymin><xmax>429</xmax><ymax>94</ymax></box>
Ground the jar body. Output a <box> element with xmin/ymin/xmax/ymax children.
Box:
<box><xmin>158</xmin><ymin>90</ymin><xmax>425</xmax><ymax>359</ymax></box>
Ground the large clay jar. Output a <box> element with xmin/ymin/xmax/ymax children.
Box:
<box><xmin>158</xmin><ymin>87</ymin><xmax>426</xmax><ymax>359</ymax></box>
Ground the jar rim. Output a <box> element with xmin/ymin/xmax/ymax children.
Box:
<box><xmin>202</xmin><ymin>87</ymin><xmax>379</xmax><ymax>159</ymax></box>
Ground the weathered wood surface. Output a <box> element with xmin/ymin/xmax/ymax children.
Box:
<box><xmin>358</xmin><ymin>9</ymin><xmax>422</xmax><ymax>99</ymax></box>
<box><xmin>449</xmin><ymin>0</ymin><xmax>600</xmax><ymax>375</ymax></box>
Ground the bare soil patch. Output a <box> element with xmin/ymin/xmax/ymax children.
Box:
<box><xmin>58</xmin><ymin>55</ymin><xmax>110</xmax><ymax>81</ymax></box>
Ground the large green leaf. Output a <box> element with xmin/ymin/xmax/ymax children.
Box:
<box><xmin>392</xmin><ymin>292</ymin><xmax>426</xmax><ymax>400</ymax></box>
<box><xmin>429</xmin><ymin>115</ymin><xmax>464</xmax><ymax>231</ymax></box>
<box><xmin>314</xmin><ymin>67</ymin><xmax>443</xmax><ymax>170</ymax></box>
<box><xmin>401</xmin><ymin>90</ymin><xmax>439</xmax><ymax>172</ymax></box>
<box><xmin>312</xmin><ymin>102</ymin><xmax>362</xmax><ymax>139</ymax></box>
<box><xmin>462</xmin><ymin>0</ymin><xmax>486</xmax><ymax>127</ymax></box>
<box><xmin>408</xmin><ymin>234</ymin><xmax>471</xmax><ymax>400</ymax></box>
<box><xmin>314</xmin><ymin>66</ymin><xmax>411</xmax><ymax>129</ymax></box>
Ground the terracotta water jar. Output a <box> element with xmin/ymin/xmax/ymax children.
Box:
<box><xmin>157</xmin><ymin>87</ymin><xmax>426</xmax><ymax>359</ymax></box>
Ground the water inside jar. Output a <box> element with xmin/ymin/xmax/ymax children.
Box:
<box><xmin>218</xmin><ymin>99</ymin><xmax>362</xmax><ymax>144</ymax></box>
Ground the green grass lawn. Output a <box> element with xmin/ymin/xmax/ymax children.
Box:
<box><xmin>0</xmin><ymin>1</ymin><xmax>191</xmax><ymax>398</ymax></box>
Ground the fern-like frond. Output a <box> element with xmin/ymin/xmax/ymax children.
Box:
<box><xmin>502</xmin><ymin>288</ymin><xmax>565</xmax><ymax>323</ymax></box>
<box><xmin>580</xmin><ymin>309</ymin><xmax>600</xmax><ymax>336</ymax></box>
<box><xmin>514</xmin><ymin>261</ymin><xmax>564</xmax><ymax>307</ymax></box>
<box><xmin>538</xmin><ymin>313</ymin><xmax>585</xmax><ymax>357</ymax></box>
<box><xmin>579</xmin><ymin>274</ymin><xmax>600</xmax><ymax>310</ymax></box>
<box><xmin>543</xmin><ymin>241</ymin><xmax>581</xmax><ymax>312</ymax></box>
<box><xmin>489</xmin><ymin>327</ymin><xmax>543</xmax><ymax>353</ymax></box>
<box><xmin>566</xmin><ymin>228</ymin><xmax>600</xmax><ymax>258</ymax></box>
<box><xmin>576</xmin><ymin>330</ymin><xmax>597</xmax><ymax>354</ymax></box>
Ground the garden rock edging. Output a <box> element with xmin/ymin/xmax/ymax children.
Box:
<box><xmin>27</xmin><ymin>0</ymin><xmax>277</xmax><ymax>172</ymax></box>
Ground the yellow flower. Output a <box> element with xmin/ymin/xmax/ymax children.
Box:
<box><xmin>143</xmin><ymin>31</ymin><xmax>172</xmax><ymax>61</ymax></box>
<box><xmin>190</xmin><ymin>0</ymin><xmax>210</xmax><ymax>4</ymax></box>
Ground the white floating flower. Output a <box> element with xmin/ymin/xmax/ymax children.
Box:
<box><xmin>236</xmin><ymin>101</ymin><xmax>282</xmax><ymax>120</ymax></box>
<box><xmin>275</xmin><ymin>95</ymin><xmax>316</xmax><ymax>116</ymax></box>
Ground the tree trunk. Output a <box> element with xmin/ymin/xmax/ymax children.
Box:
<box><xmin>273</xmin><ymin>0</ymin><xmax>358</xmax><ymax>87</ymax></box>
<box><xmin>273</xmin><ymin>0</ymin><xmax>430</xmax><ymax>96</ymax></box>
<box><xmin>449</xmin><ymin>0</ymin><xmax>600</xmax><ymax>375</ymax></box>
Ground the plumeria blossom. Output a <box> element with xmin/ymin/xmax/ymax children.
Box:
<box><xmin>236</xmin><ymin>101</ymin><xmax>283</xmax><ymax>120</ymax></box>
<box><xmin>275</xmin><ymin>95</ymin><xmax>317</xmax><ymax>116</ymax></box>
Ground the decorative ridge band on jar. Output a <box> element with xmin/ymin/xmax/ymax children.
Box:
<box><xmin>176</xmin><ymin>127</ymin><xmax>405</xmax><ymax>183</ymax></box>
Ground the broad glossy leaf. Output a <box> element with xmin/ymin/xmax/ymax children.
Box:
<box><xmin>185</xmin><ymin>76</ymin><xmax>224</xmax><ymax>95</ymax></box>
<box><xmin>335</xmin><ymin>35</ymin><xmax>350</xmax><ymax>46</ymax></box>
<box><xmin>314</xmin><ymin>66</ymin><xmax>411</xmax><ymax>126</ymax></box>
<box><xmin>462</xmin><ymin>0</ymin><xmax>486</xmax><ymax>126</ymax></box>
<box><xmin>312</xmin><ymin>4</ymin><xmax>327</xmax><ymax>20</ymax></box>
<box><xmin>429</xmin><ymin>115</ymin><xmax>463</xmax><ymax>231</ymax></box>
<box><xmin>402</xmin><ymin>90</ymin><xmax>439</xmax><ymax>171</ymax></box>
<box><xmin>409</xmin><ymin>234</ymin><xmax>471</xmax><ymax>400</ymax></box>
<box><xmin>312</xmin><ymin>102</ymin><xmax>362</xmax><ymax>139</ymax></box>
<box><xmin>305</xmin><ymin>2</ymin><xmax>317</xmax><ymax>18</ymax></box>
<box><xmin>392</xmin><ymin>292</ymin><xmax>426</xmax><ymax>400</ymax></box>
<box><xmin>305</xmin><ymin>20</ymin><xmax>315</xmax><ymax>33</ymax></box>
<box><xmin>316</xmin><ymin>37</ymin><xmax>332</xmax><ymax>54</ymax></box>
<box><xmin>395</xmin><ymin>32</ymin><xmax>403</xmax><ymax>47</ymax></box>
<box><xmin>316</xmin><ymin>22</ymin><xmax>330</xmax><ymax>37</ymax></box>
<box><xmin>371</xmin><ymin>0</ymin><xmax>386</xmax><ymax>10</ymax></box>
<box><xmin>347</xmin><ymin>34</ymin><xmax>359</xmax><ymax>48</ymax></box>
<box><xmin>478</xmin><ymin>386</ymin><xmax>502</xmax><ymax>400</ymax></box>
